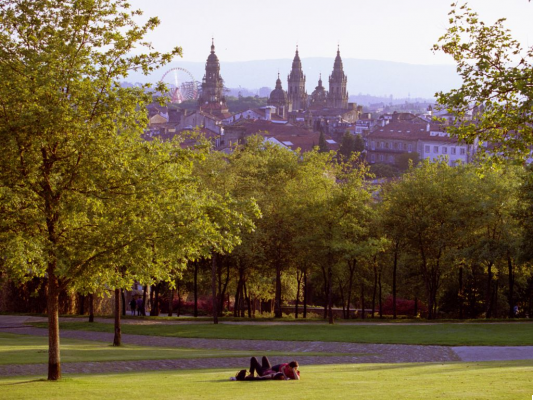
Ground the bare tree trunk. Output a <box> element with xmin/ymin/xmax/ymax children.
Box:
<box><xmin>121</xmin><ymin>289</ymin><xmax>126</xmax><ymax>316</ymax></box>
<box><xmin>295</xmin><ymin>269</ymin><xmax>302</xmax><ymax>318</ymax></box>
<box><xmin>303</xmin><ymin>271</ymin><xmax>308</xmax><ymax>319</ymax></box>
<box><xmin>211</xmin><ymin>253</ymin><xmax>218</xmax><ymax>324</ymax></box>
<box><xmin>459</xmin><ymin>265</ymin><xmax>464</xmax><ymax>319</ymax></box>
<box><xmin>371</xmin><ymin>263</ymin><xmax>377</xmax><ymax>318</ymax></box>
<box><xmin>244</xmin><ymin>281</ymin><xmax>252</xmax><ymax>318</ymax></box>
<box><xmin>507</xmin><ymin>253</ymin><xmax>515</xmax><ymax>318</ymax></box>
<box><xmin>378</xmin><ymin>268</ymin><xmax>383</xmax><ymax>319</ymax></box>
<box><xmin>392</xmin><ymin>241</ymin><xmax>399</xmax><ymax>319</ymax></box>
<box><xmin>142</xmin><ymin>285</ymin><xmax>148</xmax><ymax>316</ymax></box>
<box><xmin>177</xmin><ymin>279</ymin><xmax>181</xmax><ymax>317</ymax></box>
<box><xmin>327</xmin><ymin>266</ymin><xmax>334</xmax><ymax>325</ymax></box>
<box><xmin>274</xmin><ymin>260</ymin><xmax>282</xmax><ymax>318</ymax></box>
<box><xmin>47</xmin><ymin>267</ymin><xmax>61</xmax><ymax>380</ymax></box>
<box><xmin>360</xmin><ymin>283</ymin><xmax>365</xmax><ymax>320</ymax></box>
<box><xmin>193</xmin><ymin>261</ymin><xmax>198</xmax><ymax>317</ymax></box>
<box><xmin>78</xmin><ymin>294</ymin><xmax>85</xmax><ymax>315</ymax></box>
<box><xmin>113</xmin><ymin>288</ymin><xmax>121</xmax><ymax>346</ymax></box>
<box><xmin>88</xmin><ymin>293</ymin><xmax>94</xmax><ymax>323</ymax></box>
<box><xmin>486</xmin><ymin>262</ymin><xmax>494</xmax><ymax>318</ymax></box>
<box><xmin>168</xmin><ymin>287</ymin><xmax>174</xmax><ymax>317</ymax></box>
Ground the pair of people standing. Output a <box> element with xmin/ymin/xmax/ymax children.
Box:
<box><xmin>129</xmin><ymin>297</ymin><xmax>145</xmax><ymax>316</ymax></box>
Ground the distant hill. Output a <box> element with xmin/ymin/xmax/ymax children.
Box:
<box><xmin>124</xmin><ymin>58</ymin><xmax>461</xmax><ymax>100</ymax></box>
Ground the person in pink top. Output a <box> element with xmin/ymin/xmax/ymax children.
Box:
<box><xmin>232</xmin><ymin>356</ymin><xmax>300</xmax><ymax>381</ymax></box>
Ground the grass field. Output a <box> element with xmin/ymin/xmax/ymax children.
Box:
<box><xmin>0</xmin><ymin>333</ymin><xmax>346</xmax><ymax>365</ymax></box>
<box><xmin>31</xmin><ymin>321</ymin><xmax>533</xmax><ymax>346</ymax></box>
<box><xmin>1</xmin><ymin>362</ymin><xmax>532</xmax><ymax>400</ymax></box>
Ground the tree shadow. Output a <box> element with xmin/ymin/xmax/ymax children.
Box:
<box><xmin>0</xmin><ymin>378</ymin><xmax>46</xmax><ymax>386</ymax></box>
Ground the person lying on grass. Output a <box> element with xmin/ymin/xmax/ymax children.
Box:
<box><xmin>231</xmin><ymin>356</ymin><xmax>300</xmax><ymax>381</ymax></box>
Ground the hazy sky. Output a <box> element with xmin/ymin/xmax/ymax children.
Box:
<box><xmin>128</xmin><ymin>0</ymin><xmax>532</xmax><ymax>65</ymax></box>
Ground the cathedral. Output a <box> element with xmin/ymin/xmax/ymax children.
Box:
<box><xmin>198</xmin><ymin>39</ymin><xmax>229</xmax><ymax>118</ymax></box>
<box><xmin>268</xmin><ymin>45</ymin><xmax>350</xmax><ymax>114</ymax></box>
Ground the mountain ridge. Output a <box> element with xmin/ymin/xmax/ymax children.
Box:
<box><xmin>125</xmin><ymin>58</ymin><xmax>461</xmax><ymax>99</ymax></box>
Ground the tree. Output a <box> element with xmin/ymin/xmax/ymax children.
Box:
<box><xmin>0</xmin><ymin>0</ymin><xmax>182</xmax><ymax>380</ymax></box>
<box><xmin>433</xmin><ymin>2</ymin><xmax>533</xmax><ymax>162</ymax></box>
<box><xmin>318</xmin><ymin>131</ymin><xmax>329</xmax><ymax>153</ymax></box>
<box><xmin>338</xmin><ymin>131</ymin><xmax>355</xmax><ymax>159</ymax></box>
<box><xmin>381</xmin><ymin>161</ymin><xmax>476</xmax><ymax>319</ymax></box>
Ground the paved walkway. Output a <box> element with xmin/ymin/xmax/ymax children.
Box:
<box><xmin>0</xmin><ymin>315</ymin><xmax>531</xmax><ymax>377</ymax></box>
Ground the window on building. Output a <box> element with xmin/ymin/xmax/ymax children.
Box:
<box><xmin>408</xmin><ymin>144</ymin><xmax>412</xmax><ymax>152</ymax></box>
<box><xmin>388</xmin><ymin>155</ymin><xmax>394</xmax><ymax>163</ymax></box>
<box><xmin>379</xmin><ymin>154</ymin><xmax>384</xmax><ymax>161</ymax></box>
<box><xmin>451</xmin><ymin>147</ymin><xmax>456</xmax><ymax>155</ymax></box>
<box><xmin>442</xmin><ymin>147</ymin><xmax>448</xmax><ymax>154</ymax></box>
<box><xmin>425</xmin><ymin>145</ymin><xmax>430</xmax><ymax>153</ymax></box>
<box><xmin>371</xmin><ymin>141</ymin><xmax>375</xmax><ymax>150</ymax></box>
<box><xmin>460</xmin><ymin>148</ymin><xmax>466</xmax><ymax>155</ymax></box>
<box><xmin>370</xmin><ymin>154</ymin><xmax>375</xmax><ymax>162</ymax></box>
<box><xmin>434</xmin><ymin>146</ymin><xmax>439</xmax><ymax>153</ymax></box>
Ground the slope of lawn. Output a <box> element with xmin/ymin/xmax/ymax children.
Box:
<box><xmin>31</xmin><ymin>321</ymin><xmax>533</xmax><ymax>346</ymax></box>
<box><xmin>1</xmin><ymin>361</ymin><xmax>532</xmax><ymax>400</ymax></box>
<box><xmin>0</xmin><ymin>333</ymin><xmax>343</xmax><ymax>365</ymax></box>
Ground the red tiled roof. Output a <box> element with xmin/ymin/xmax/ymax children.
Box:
<box><xmin>368</xmin><ymin>121</ymin><xmax>457</xmax><ymax>142</ymax></box>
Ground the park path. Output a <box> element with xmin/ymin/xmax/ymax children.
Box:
<box><xmin>0</xmin><ymin>315</ymin><xmax>531</xmax><ymax>377</ymax></box>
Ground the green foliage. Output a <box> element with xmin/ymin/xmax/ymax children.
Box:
<box><xmin>318</xmin><ymin>131</ymin><xmax>328</xmax><ymax>153</ymax></box>
<box><xmin>226</xmin><ymin>96</ymin><xmax>268</xmax><ymax>113</ymax></box>
<box><xmin>434</xmin><ymin>3</ymin><xmax>533</xmax><ymax>163</ymax></box>
<box><xmin>369</xmin><ymin>163</ymin><xmax>399</xmax><ymax>178</ymax></box>
<box><xmin>396</xmin><ymin>152</ymin><xmax>420</xmax><ymax>171</ymax></box>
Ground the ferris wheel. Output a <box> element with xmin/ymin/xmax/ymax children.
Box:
<box><xmin>159</xmin><ymin>67</ymin><xmax>198</xmax><ymax>103</ymax></box>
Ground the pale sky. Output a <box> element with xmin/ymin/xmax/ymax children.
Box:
<box><xmin>128</xmin><ymin>0</ymin><xmax>532</xmax><ymax>65</ymax></box>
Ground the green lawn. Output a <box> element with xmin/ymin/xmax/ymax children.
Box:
<box><xmin>1</xmin><ymin>362</ymin><xmax>532</xmax><ymax>400</ymax></box>
<box><xmin>0</xmin><ymin>333</ymin><xmax>345</xmax><ymax>365</ymax></box>
<box><xmin>32</xmin><ymin>321</ymin><xmax>533</xmax><ymax>346</ymax></box>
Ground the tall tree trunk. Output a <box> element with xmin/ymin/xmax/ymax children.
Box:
<box><xmin>274</xmin><ymin>260</ymin><xmax>282</xmax><ymax>318</ymax></box>
<box><xmin>327</xmin><ymin>266</ymin><xmax>334</xmax><ymax>324</ymax></box>
<box><xmin>321</xmin><ymin>266</ymin><xmax>329</xmax><ymax>319</ymax></box>
<box><xmin>88</xmin><ymin>293</ymin><xmax>94</xmax><ymax>323</ymax></box>
<box><xmin>113</xmin><ymin>288</ymin><xmax>121</xmax><ymax>346</ymax></box>
<box><xmin>244</xmin><ymin>281</ymin><xmax>252</xmax><ymax>318</ymax></box>
<box><xmin>347</xmin><ymin>259</ymin><xmax>355</xmax><ymax>320</ymax></box>
<box><xmin>485</xmin><ymin>262</ymin><xmax>493</xmax><ymax>318</ymax></box>
<box><xmin>211</xmin><ymin>253</ymin><xmax>218</xmax><ymax>324</ymax></box>
<box><xmin>234</xmin><ymin>275</ymin><xmax>242</xmax><ymax>317</ymax></box>
<box><xmin>47</xmin><ymin>267</ymin><xmax>61</xmax><ymax>380</ymax></box>
<box><xmin>303</xmin><ymin>271</ymin><xmax>308</xmax><ymax>319</ymax></box>
<box><xmin>459</xmin><ymin>265</ymin><xmax>464</xmax><ymax>319</ymax></box>
<box><xmin>507</xmin><ymin>253</ymin><xmax>515</xmax><ymax>318</ymax></box>
<box><xmin>121</xmin><ymin>289</ymin><xmax>126</xmax><ymax>316</ymax></box>
<box><xmin>392</xmin><ymin>241</ymin><xmax>399</xmax><ymax>319</ymax></box>
<box><xmin>378</xmin><ymin>268</ymin><xmax>383</xmax><ymax>319</ymax></box>
<box><xmin>360</xmin><ymin>283</ymin><xmax>365</xmax><ymax>320</ymax></box>
<box><xmin>142</xmin><ymin>285</ymin><xmax>148</xmax><ymax>316</ymax></box>
<box><xmin>177</xmin><ymin>280</ymin><xmax>181</xmax><ymax>317</ymax></box>
<box><xmin>168</xmin><ymin>287</ymin><xmax>174</xmax><ymax>317</ymax></box>
<box><xmin>371</xmin><ymin>262</ymin><xmax>377</xmax><ymax>318</ymax></box>
<box><xmin>193</xmin><ymin>262</ymin><xmax>198</xmax><ymax>317</ymax></box>
<box><xmin>78</xmin><ymin>294</ymin><xmax>85</xmax><ymax>315</ymax></box>
<box><xmin>295</xmin><ymin>269</ymin><xmax>302</xmax><ymax>318</ymax></box>
<box><xmin>149</xmin><ymin>285</ymin><xmax>155</xmax><ymax>316</ymax></box>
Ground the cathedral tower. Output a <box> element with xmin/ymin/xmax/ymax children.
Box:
<box><xmin>199</xmin><ymin>39</ymin><xmax>228</xmax><ymax>116</ymax></box>
<box><xmin>268</xmin><ymin>73</ymin><xmax>290</xmax><ymax>118</ymax></box>
<box><xmin>287</xmin><ymin>46</ymin><xmax>307</xmax><ymax>111</ymax></box>
<box><xmin>327</xmin><ymin>46</ymin><xmax>348</xmax><ymax>109</ymax></box>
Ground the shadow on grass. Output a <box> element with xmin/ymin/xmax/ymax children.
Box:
<box><xmin>0</xmin><ymin>378</ymin><xmax>46</xmax><ymax>386</ymax></box>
